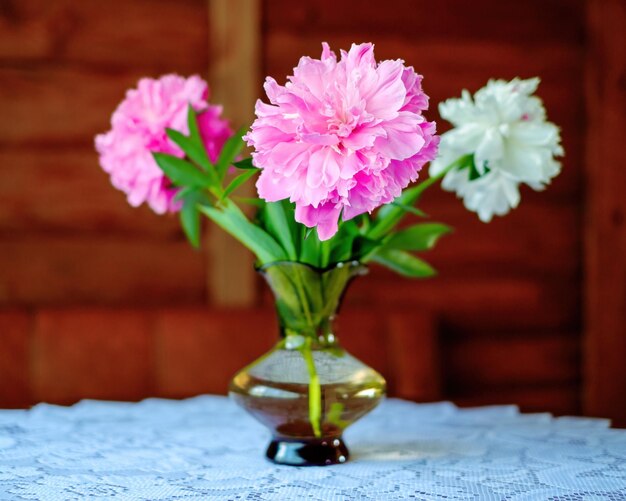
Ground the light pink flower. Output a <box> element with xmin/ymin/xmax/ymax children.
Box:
<box><xmin>245</xmin><ymin>43</ymin><xmax>438</xmax><ymax>240</ymax></box>
<box><xmin>95</xmin><ymin>74</ymin><xmax>232</xmax><ymax>214</ymax></box>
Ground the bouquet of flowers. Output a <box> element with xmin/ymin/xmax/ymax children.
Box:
<box><xmin>96</xmin><ymin>43</ymin><xmax>563</xmax><ymax>465</ymax></box>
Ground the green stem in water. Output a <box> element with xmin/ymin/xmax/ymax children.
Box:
<box><xmin>290</xmin><ymin>267</ymin><xmax>323</xmax><ymax>438</ymax></box>
<box><xmin>300</xmin><ymin>336</ymin><xmax>322</xmax><ymax>438</ymax></box>
<box><xmin>292</xmin><ymin>266</ymin><xmax>314</xmax><ymax>328</ymax></box>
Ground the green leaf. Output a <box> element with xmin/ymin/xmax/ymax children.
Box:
<box><xmin>187</xmin><ymin>105</ymin><xmax>202</xmax><ymax>143</ymax></box>
<box><xmin>368</xmin><ymin>185</ymin><xmax>430</xmax><ymax>239</ymax></box>
<box><xmin>180</xmin><ymin>195</ymin><xmax>202</xmax><ymax>248</ymax></box>
<box><xmin>340</xmin><ymin>219</ymin><xmax>361</xmax><ymax>237</ymax></box>
<box><xmin>174</xmin><ymin>186</ymin><xmax>195</xmax><ymax>202</ymax></box>
<box><xmin>181</xmin><ymin>106</ymin><xmax>223</xmax><ymax>188</ymax></box>
<box><xmin>324</xmin><ymin>219</ymin><xmax>361</xmax><ymax>264</ymax></box>
<box><xmin>385</xmin><ymin>223</ymin><xmax>452</xmax><ymax>252</ymax></box>
<box><xmin>327</xmin><ymin>235</ymin><xmax>354</xmax><ymax>264</ymax></box>
<box><xmin>458</xmin><ymin>155</ymin><xmax>484</xmax><ymax>181</ymax></box>
<box><xmin>233</xmin><ymin>196</ymin><xmax>266</xmax><ymax>208</ymax></box>
<box><xmin>152</xmin><ymin>153</ymin><xmax>210</xmax><ymax>188</ymax></box>
<box><xmin>357</xmin><ymin>214</ymin><xmax>371</xmax><ymax>233</ymax></box>
<box><xmin>166</xmin><ymin>128</ymin><xmax>211</xmax><ymax>171</ymax></box>
<box><xmin>198</xmin><ymin>199</ymin><xmax>287</xmax><ymax>264</ymax></box>
<box><xmin>216</xmin><ymin>127</ymin><xmax>247</xmax><ymax>179</ymax></box>
<box><xmin>390</xmin><ymin>201</ymin><xmax>428</xmax><ymax>218</ymax></box>
<box><xmin>300</xmin><ymin>227</ymin><xmax>320</xmax><ymax>266</ymax></box>
<box><xmin>221</xmin><ymin>169</ymin><xmax>257</xmax><ymax>199</ymax></box>
<box><xmin>468</xmin><ymin>160</ymin><xmax>483</xmax><ymax>181</ymax></box>
<box><xmin>319</xmin><ymin>238</ymin><xmax>332</xmax><ymax>268</ymax></box>
<box><xmin>262</xmin><ymin>201</ymin><xmax>299</xmax><ymax>260</ymax></box>
<box><xmin>352</xmin><ymin>236</ymin><xmax>382</xmax><ymax>261</ymax></box>
<box><xmin>371</xmin><ymin>248</ymin><xmax>436</xmax><ymax>278</ymax></box>
<box><xmin>233</xmin><ymin>158</ymin><xmax>259</xmax><ymax>170</ymax></box>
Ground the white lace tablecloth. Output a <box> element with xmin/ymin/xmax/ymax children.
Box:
<box><xmin>1</xmin><ymin>396</ymin><xmax>625</xmax><ymax>500</ymax></box>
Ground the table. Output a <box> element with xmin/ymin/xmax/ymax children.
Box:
<box><xmin>1</xmin><ymin>396</ymin><xmax>625</xmax><ymax>500</ymax></box>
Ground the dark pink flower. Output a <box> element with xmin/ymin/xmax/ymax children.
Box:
<box><xmin>96</xmin><ymin>75</ymin><xmax>232</xmax><ymax>214</ymax></box>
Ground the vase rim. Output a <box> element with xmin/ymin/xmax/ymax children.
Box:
<box><xmin>256</xmin><ymin>260</ymin><xmax>367</xmax><ymax>275</ymax></box>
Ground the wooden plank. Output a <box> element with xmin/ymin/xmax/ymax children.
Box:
<box><xmin>336</xmin><ymin>309</ymin><xmax>441</xmax><ymax>401</ymax></box>
<box><xmin>346</xmin><ymin>275</ymin><xmax>579</xmax><ymax>335</ymax></box>
<box><xmin>446</xmin><ymin>334</ymin><xmax>580</xmax><ymax>389</ymax></box>
<box><xmin>452</xmin><ymin>384</ymin><xmax>580</xmax><ymax>415</ymax></box>
<box><xmin>0</xmin><ymin>150</ymin><xmax>181</xmax><ymax>237</ymax></box>
<box><xmin>32</xmin><ymin>308</ymin><xmax>153</xmax><ymax>404</ymax></box>
<box><xmin>418</xmin><ymin>200</ymin><xmax>581</xmax><ymax>280</ymax></box>
<box><xmin>0</xmin><ymin>67</ymin><xmax>151</xmax><ymax>146</ymax></box>
<box><xmin>0</xmin><ymin>0</ymin><xmax>208</xmax><ymax>71</ymax></box>
<box><xmin>206</xmin><ymin>0</ymin><xmax>260</xmax><ymax>306</ymax></box>
<box><xmin>154</xmin><ymin>308</ymin><xmax>276</xmax><ymax>397</ymax></box>
<box><xmin>583</xmin><ymin>0</ymin><xmax>626</xmax><ymax>426</ymax></box>
<box><xmin>337</xmin><ymin>310</ymin><xmax>389</xmax><ymax>376</ymax></box>
<box><xmin>0</xmin><ymin>310</ymin><xmax>32</xmax><ymax>407</ymax></box>
<box><xmin>0</xmin><ymin>237</ymin><xmax>206</xmax><ymax>305</ymax></box>
<box><xmin>386</xmin><ymin>312</ymin><xmax>441</xmax><ymax>401</ymax></box>
<box><xmin>264</xmin><ymin>0</ymin><xmax>584</xmax><ymax>44</ymax></box>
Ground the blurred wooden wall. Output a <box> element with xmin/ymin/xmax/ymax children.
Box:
<box><xmin>0</xmin><ymin>0</ymin><xmax>215</xmax><ymax>405</ymax></box>
<box><xmin>0</xmin><ymin>0</ymin><xmax>623</xmax><ymax>423</ymax></box>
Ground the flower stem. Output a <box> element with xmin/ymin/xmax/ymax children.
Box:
<box><xmin>300</xmin><ymin>336</ymin><xmax>322</xmax><ymax>438</ymax></box>
<box><xmin>292</xmin><ymin>266</ymin><xmax>314</xmax><ymax>327</ymax></box>
<box><xmin>413</xmin><ymin>153</ymin><xmax>472</xmax><ymax>193</ymax></box>
<box><xmin>289</xmin><ymin>267</ymin><xmax>323</xmax><ymax>437</ymax></box>
<box><xmin>367</xmin><ymin>154</ymin><xmax>472</xmax><ymax>240</ymax></box>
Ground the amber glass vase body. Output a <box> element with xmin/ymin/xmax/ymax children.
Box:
<box><xmin>229</xmin><ymin>261</ymin><xmax>386</xmax><ymax>466</ymax></box>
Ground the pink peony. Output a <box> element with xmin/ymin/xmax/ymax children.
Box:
<box><xmin>245</xmin><ymin>43</ymin><xmax>439</xmax><ymax>240</ymax></box>
<box><xmin>95</xmin><ymin>74</ymin><xmax>232</xmax><ymax>214</ymax></box>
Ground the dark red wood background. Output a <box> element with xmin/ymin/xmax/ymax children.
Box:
<box><xmin>0</xmin><ymin>0</ymin><xmax>623</xmax><ymax>423</ymax></box>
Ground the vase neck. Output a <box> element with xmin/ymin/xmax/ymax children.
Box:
<box><xmin>258</xmin><ymin>261</ymin><xmax>366</xmax><ymax>343</ymax></box>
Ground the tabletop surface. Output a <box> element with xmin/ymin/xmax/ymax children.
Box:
<box><xmin>0</xmin><ymin>396</ymin><xmax>625</xmax><ymax>501</ymax></box>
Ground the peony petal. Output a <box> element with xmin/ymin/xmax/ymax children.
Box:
<box><xmin>500</xmin><ymin>144</ymin><xmax>547</xmax><ymax>183</ymax></box>
<box><xmin>374</xmin><ymin>112</ymin><xmax>426</xmax><ymax>160</ymax></box>
<box><xmin>294</xmin><ymin>202</ymin><xmax>341</xmax><ymax>241</ymax></box>
<box><xmin>321</xmin><ymin>42</ymin><xmax>336</xmax><ymax>62</ymax></box>
<box><xmin>307</xmin><ymin>147</ymin><xmax>341</xmax><ymax>189</ymax></box>
<box><xmin>363</xmin><ymin>59</ymin><xmax>406</xmax><ymax>120</ymax></box>
<box><xmin>475</xmin><ymin>128</ymin><xmax>504</xmax><ymax>172</ymax></box>
<box><xmin>345</xmin><ymin>43</ymin><xmax>376</xmax><ymax>70</ymax></box>
<box><xmin>264</xmin><ymin>141</ymin><xmax>311</xmax><ymax>174</ymax></box>
<box><xmin>509</xmin><ymin>121</ymin><xmax>560</xmax><ymax>147</ymax></box>
<box><xmin>438</xmin><ymin>90</ymin><xmax>476</xmax><ymax>126</ymax></box>
<box><xmin>257</xmin><ymin>169</ymin><xmax>295</xmax><ymax>202</ymax></box>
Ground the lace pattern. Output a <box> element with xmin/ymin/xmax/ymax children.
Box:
<box><xmin>1</xmin><ymin>396</ymin><xmax>625</xmax><ymax>500</ymax></box>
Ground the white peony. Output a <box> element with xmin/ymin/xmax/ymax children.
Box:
<box><xmin>430</xmin><ymin>77</ymin><xmax>563</xmax><ymax>222</ymax></box>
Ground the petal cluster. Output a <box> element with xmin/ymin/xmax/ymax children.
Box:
<box><xmin>95</xmin><ymin>75</ymin><xmax>232</xmax><ymax>214</ymax></box>
<box><xmin>245</xmin><ymin>43</ymin><xmax>439</xmax><ymax>240</ymax></box>
<box><xmin>430</xmin><ymin>78</ymin><xmax>563</xmax><ymax>222</ymax></box>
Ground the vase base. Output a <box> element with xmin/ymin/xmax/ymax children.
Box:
<box><xmin>266</xmin><ymin>436</ymin><xmax>349</xmax><ymax>466</ymax></box>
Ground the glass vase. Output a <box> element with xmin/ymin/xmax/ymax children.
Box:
<box><xmin>229</xmin><ymin>261</ymin><xmax>386</xmax><ymax>466</ymax></box>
